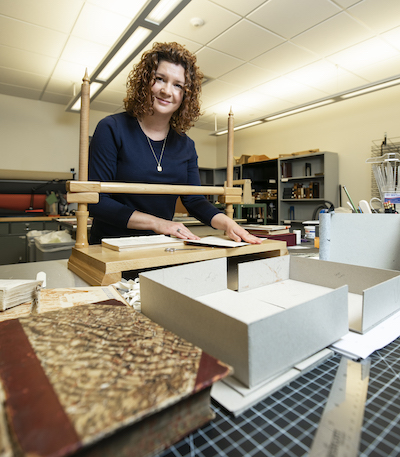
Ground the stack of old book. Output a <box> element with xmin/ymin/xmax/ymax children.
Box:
<box><xmin>0</xmin><ymin>300</ymin><xmax>232</xmax><ymax>457</ymax></box>
<box><xmin>241</xmin><ymin>225</ymin><xmax>296</xmax><ymax>246</ymax></box>
<box><xmin>0</xmin><ymin>279</ymin><xmax>42</xmax><ymax>312</ymax></box>
<box><xmin>102</xmin><ymin>234</ymin><xmax>181</xmax><ymax>251</ymax></box>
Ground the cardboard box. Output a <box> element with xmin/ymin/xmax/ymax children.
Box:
<box><xmin>247</xmin><ymin>154</ymin><xmax>269</xmax><ymax>163</ymax></box>
<box><xmin>140</xmin><ymin>256</ymin><xmax>348</xmax><ymax>388</ymax></box>
<box><xmin>234</xmin><ymin>155</ymin><xmax>251</xmax><ymax>165</ymax></box>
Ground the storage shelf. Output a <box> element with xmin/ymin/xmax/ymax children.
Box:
<box><xmin>281</xmin><ymin>198</ymin><xmax>326</xmax><ymax>202</ymax></box>
<box><xmin>278</xmin><ymin>152</ymin><xmax>338</xmax><ymax>223</ymax></box>
<box><xmin>281</xmin><ymin>175</ymin><xmax>324</xmax><ymax>181</ymax></box>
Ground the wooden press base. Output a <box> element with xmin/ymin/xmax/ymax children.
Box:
<box><xmin>68</xmin><ymin>239</ymin><xmax>288</xmax><ymax>286</ymax></box>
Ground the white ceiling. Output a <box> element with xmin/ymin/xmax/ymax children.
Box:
<box><xmin>1</xmin><ymin>0</ymin><xmax>400</xmax><ymax>131</ymax></box>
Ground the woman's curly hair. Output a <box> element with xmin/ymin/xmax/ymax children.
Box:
<box><xmin>124</xmin><ymin>42</ymin><xmax>203</xmax><ymax>134</ymax></box>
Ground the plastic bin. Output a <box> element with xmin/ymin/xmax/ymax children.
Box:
<box><xmin>26</xmin><ymin>230</ymin><xmax>53</xmax><ymax>262</ymax></box>
<box><xmin>34</xmin><ymin>230</ymin><xmax>75</xmax><ymax>261</ymax></box>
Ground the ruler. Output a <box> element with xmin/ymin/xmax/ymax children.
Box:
<box><xmin>308</xmin><ymin>356</ymin><xmax>370</xmax><ymax>457</ymax></box>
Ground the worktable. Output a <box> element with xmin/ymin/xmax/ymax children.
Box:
<box><xmin>2</xmin><ymin>254</ymin><xmax>397</xmax><ymax>456</ymax></box>
<box><xmin>157</xmin><ymin>338</ymin><xmax>400</xmax><ymax>457</ymax></box>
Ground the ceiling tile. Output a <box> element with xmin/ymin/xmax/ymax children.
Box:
<box><xmin>0</xmin><ymin>67</ymin><xmax>48</xmax><ymax>90</ymax></box>
<box><xmin>87</xmin><ymin>0</ymin><xmax>148</xmax><ymax>19</ymax></box>
<box><xmin>164</xmin><ymin>0</ymin><xmax>241</xmax><ymax>45</ymax></box>
<box><xmin>327</xmin><ymin>37</ymin><xmax>400</xmax><ymax>72</ymax></box>
<box><xmin>381</xmin><ymin>26</ymin><xmax>400</xmax><ymax>52</ymax></box>
<box><xmin>227</xmin><ymin>89</ymin><xmax>293</xmax><ymax>113</ymax></box>
<box><xmin>0</xmin><ymin>45</ymin><xmax>57</xmax><ymax>75</ymax></box>
<box><xmin>71</xmin><ymin>2</ymin><xmax>132</xmax><ymax>46</ymax></box>
<box><xmin>106</xmin><ymin>74</ymin><xmax>128</xmax><ymax>94</ymax></box>
<box><xmin>0</xmin><ymin>83</ymin><xmax>42</xmax><ymax>101</ymax></box>
<box><xmin>348</xmin><ymin>0</ymin><xmax>400</xmax><ymax>33</ymax></box>
<box><xmin>219</xmin><ymin>63</ymin><xmax>277</xmax><ymax>89</ymax></box>
<box><xmin>303</xmin><ymin>68</ymin><xmax>368</xmax><ymax>94</ymax></box>
<box><xmin>332</xmin><ymin>0</ymin><xmax>360</xmax><ymax>7</ymax></box>
<box><xmin>251</xmin><ymin>42</ymin><xmax>317</xmax><ymax>75</ymax></box>
<box><xmin>248</xmin><ymin>0</ymin><xmax>341</xmax><ymax>39</ymax></box>
<box><xmin>0</xmin><ymin>0</ymin><xmax>83</xmax><ymax>33</ymax></box>
<box><xmin>52</xmin><ymin>60</ymin><xmax>95</xmax><ymax>86</ymax></box>
<box><xmin>256</xmin><ymin>76</ymin><xmax>327</xmax><ymax>104</ymax></box>
<box><xmin>41</xmin><ymin>91</ymin><xmax>73</xmax><ymax>105</ymax></box>
<box><xmin>209</xmin><ymin>0</ymin><xmax>267</xmax><ymax>17</ymax></box>
<box><xmin>208</xmin><ymin>19</ymin><xmax>284</xmax><ymax>60</ymax></box>
<box><xmin>46</xmin><ymin>78</ymin><xmax>76</xmax><ymax>96</ymax></box>
<box><xmin>95</xmin><ymin>88</ymin><xmax>125</xmax><ymax>105</ymax></box>
<box><xmin>61</xmin><ymin>36</ymin><xmax>109</xmax><ymax>67</ymax></box>
<box><xmin>195</xmin><ymin>47</ymin><xmax>243</xmax><ymax>79</ymax></box>
<box><xmin>201</xmin><ymin>79</ymin><xmax>243</xmax><ymax>104</ymax></box>
<box><xmin>350</xmin><ymin>55</ymin><xmax>400</xmax><ymax>82</ymax></box>
<box><xmin>286</xmin><ymin>60</ymin><xmax>345</xmax><ymax>87</ymax></box>
<box><xmin>292</xmin><ymin>12</ymin><xmax>373</xmax><ymax>56</ymax></box>
<box><xmin>148</xmin><ymin>30</ymin><xmax>203</xmax><ymax>54</ymax></box>
<box><xmin>0</xmin><ymin>16</ymin><xmax>67</xmax><ymax>57</ymax></box>
<box><xmin>90</xmin><ymin>99</ymin><xmax>122</xmax><ymax>113</ymax></box>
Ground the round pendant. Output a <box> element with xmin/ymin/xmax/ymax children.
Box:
<box><xmin>157</xmin><ymin>165</ymin><xmax>162</xmax><ymax>172</ymax></box>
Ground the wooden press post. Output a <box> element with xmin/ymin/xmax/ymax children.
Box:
<box><xmin>225</xmin><ymin>108</ymin><xmax>234</xmax><ymax>220</ymax></box>
<box><xmin>75</xmin><ymin>70</ymin><xmax>90</xmax><ymax>248</ymax></box>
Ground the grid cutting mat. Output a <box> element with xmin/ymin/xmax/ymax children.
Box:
<box><xmin>158</xmin><ymin>337</ymin><xmax>400</xmax><ymax>457</ymax></box>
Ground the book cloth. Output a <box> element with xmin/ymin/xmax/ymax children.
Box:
<box><xmin>0</xmin><ymin>303</ymin><xmax>231</xmax><ymax>457</ymax></box>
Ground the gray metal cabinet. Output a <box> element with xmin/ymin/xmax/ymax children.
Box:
<box><xmin>0</xmin><ymin>220</ymin><xmax>59</xmax><ymax>265</ymax></box>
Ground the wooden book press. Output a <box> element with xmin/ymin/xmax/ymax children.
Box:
<box><xmin>66</xmin><ymin>72</ymin><xmax>286</xmax><ymax>286</ymax></box>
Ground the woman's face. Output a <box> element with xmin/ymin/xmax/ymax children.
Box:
<box><xmin>151</xmin><ymin>60</ymin><xmax>185</xmax><ymax>118</ymax></box>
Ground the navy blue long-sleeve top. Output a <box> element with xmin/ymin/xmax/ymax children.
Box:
<box><xmin>88</xmin><ymin>112</ymin><xmax>221</xmax><ymax>243</ymax></box>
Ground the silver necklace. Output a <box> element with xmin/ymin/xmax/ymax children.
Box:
<box><xmin>145</xmin><ymin>135</ymin><xmax>167</xmax><ymax>172</ymax></box>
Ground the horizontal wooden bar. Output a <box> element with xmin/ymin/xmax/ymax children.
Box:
<box><xmin>100</xmin><ymin>182</ymin><xmax>227</xmax><ymax>195</ymax></box>
<box><xmin>67</xmin><ymin>181</ymin><xmax>101</xmax><ymax>192</ymax></box>
<box><xmin>67</xmin><ymin>181</ymin><xmax>242</xmax><ymax>197</ymax></box>
<box><xmin>66</xmin><ymin>192</ymin><xmax>99</xmax><ymax>203</ymax></box>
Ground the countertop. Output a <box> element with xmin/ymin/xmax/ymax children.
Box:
<box><xmin>0</xmin><ymin>215</ymin><xmax>74</xmax><ymax>223</ymax></box>
<box><xmin>0</xmin><ymin>258</ymin><xmax>90</xmax><ymax>287</ymax></box>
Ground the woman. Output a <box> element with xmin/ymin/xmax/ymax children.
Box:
<box><xmin>88</xmin><ymin>42</ymin><xmax>261</xmax><ymax>245</ymax></box>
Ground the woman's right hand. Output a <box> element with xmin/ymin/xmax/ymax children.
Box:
<box><xmin>127</xmin><ymin>210</ymin><xmax>200</xmax><ymax>240</ymax></box>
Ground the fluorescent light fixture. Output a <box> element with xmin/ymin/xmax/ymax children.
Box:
<box><xmin>146</xmin><ymin>0</ymin><xmax>182</xmax><ymax>24</ymax></box>
<box><xmin>234</xmin><ymin>120</ymin><xmax>263</xmax><ymax>131</ymax></box>
<box><xmin>215</xmin><ymin>129</ymin><xmax>228</xmax><ymax>136</ymax></box>
<box><xmin>341</xmin><ymin>78</ymin><xmax>400</xmax><ymax>99</ymax></box>
<box><xmin>90</xmin><ymin>82</ymin><xmax>103</xmax><ymax>97</ymax></box>
<box><xmin>265</xmin><ymin>99</ymin><xmax>335</xmax><ymax>121</ymax></box>
<box><xmin>70</xmin><ymin>97</ymin><xmax>81</xmax><ymax>112</ymax></box>
<box><xmin>97</xmin><ymin>27</ymin><xmax>152</xmax><ymax>81</ymax></box>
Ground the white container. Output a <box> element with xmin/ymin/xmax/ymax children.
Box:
<box><xmin>26</xmin><ymin>230</ymin><xmax>52</xmax><ymax>262</ymax></box>
<box><xmin>140</xmin><ymin>256</ymin><xmax>348</xmax><ymax>389</ymax></box>
<box><xmin>34</xmin><ymin>230</ymin><xmax>74</xmax><ymax>261</ymax></box>
<box><xmin>304</xmin><ymin>226</ymin><xmax>315</xmax><ymax>239</ymax></box>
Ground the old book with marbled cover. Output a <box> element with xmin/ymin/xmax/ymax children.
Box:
<box><xmin>0</xmin><ymin>301</ymin><xmax>232</xmax><ymax>457</ymax></box>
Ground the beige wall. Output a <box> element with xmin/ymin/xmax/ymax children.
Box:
<box><xmin>215</xmin><ymin>84</ymin><xmax>400</xmax><ymax>206</ymax></box>
<box><xmin>0</xmin><ymin>93</ymin><xmax>217</xmax><ymax>175</ymax></box>
<box><xmin>0</xmin><ymin>93</ymin><xmax>105</xmax><ymax>175</ymax></box>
